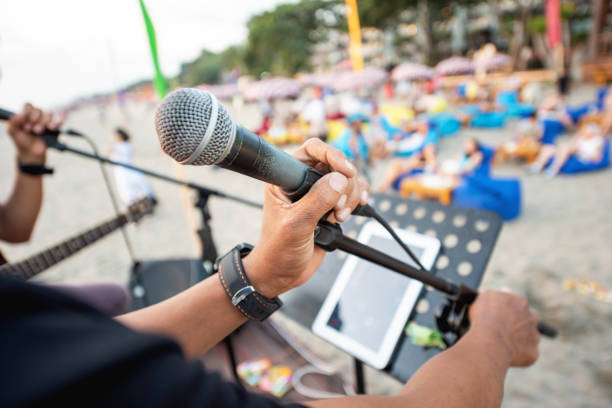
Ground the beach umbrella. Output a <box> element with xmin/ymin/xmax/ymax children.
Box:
<box><xmin>481</xmin><ymin>53</ymin><xmax>511</xmax><ymax>72</ymax></box>
<box><xmin>391</xmin><ymin>62</ymin><xmax>434</xmax><ymax>82</ymax></box>
<box><xmin>197</xmin><ymin>83</ymin><xmax>239</xmax><ymax>100</ymax></box>
<box><xmin>333</xmin><ymin>67</ymin><xmax>388</xmax><ymax>92</ymax></box>
<box><xmin>243</xmin><ymin>77</ymin><xmax>303</xmax><ymax>101</ymax></box>
<box><xmin>435</xmin><ymin>57</ymin><xmax>475</xmax><ymax>76</ymax></box>
<box><xmin>298</xmin><ymin>72</ymin><xmax>341</xmax><ymax>89</ymax></box>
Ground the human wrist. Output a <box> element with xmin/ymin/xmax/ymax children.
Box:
<box><xmin>17</xmin><ymin>152</ymin><xmax>46</xmax><ymax>165</ymax></box>
<box><xmin>242</xmin><ymin>252</ymin><xmax>284</xmax><ymax>299</ymax></box>
<box><xmin>462</xmin><ymin>325</ymin><xmax>514</xmax><ymax>370</ymax></box>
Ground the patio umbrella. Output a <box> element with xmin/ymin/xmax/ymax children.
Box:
<box><xmin>435</xmin><ymin>57</ymin><xmax>475</xmax><ymax>76</ymax></box>
<box><xmin>298</xmin><ymin>72</ymin><xmax>341</xmax><ymax>89</ymax></box>
<box><xmin>197</xmin><ymin>83</ymin><xmax>239</xmax><ymax>100</ymax></box>
<box><xmin>391</xmin><ymin>62</ymin><xmax>434</xmax><ymax>82</ymax></box>
<box><xmin>333</xmin><ymin>67</ymin><xmax>388</xmax><ymax>92</ymax></box>
<box><xmin>243</xmin><ymin>77</ymin><xmax>303</xmax><ymax>101</ymax></box>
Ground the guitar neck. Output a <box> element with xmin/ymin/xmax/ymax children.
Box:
<box><xmin>0</xmin><ymin>214</ymin><xmax>129</xmax><ymax>281</ymax></box>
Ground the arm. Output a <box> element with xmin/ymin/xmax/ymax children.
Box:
<box><xmin>460</xmin><ymin>151</ymin><xmax>484</xmax><ymax>175</ymax></box>
<box><xmin>307</xmin><ymin>291</ymin><xmax>540</xmax><ymax>408</ymax></box>
<box><xmin>117</xmin><ymin>139</ymin><xmax>369</xmax><ymax>358</ymax></box>
<box><xmin>0</xmin><ymin>104</ymin><xmax>58</xmax><ymax>243</ymax></box>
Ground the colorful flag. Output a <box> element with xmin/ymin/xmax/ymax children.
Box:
<box><xmin>546</xmin><ymin>0</ymin><xmax>562</xmax><ymax>48</ymax></box>
<box><xmin>138</xmin><ymin>0</ymin><xmax>167</xmax><ymax>99</ymax></box>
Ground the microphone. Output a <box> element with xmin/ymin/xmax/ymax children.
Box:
<box><xmin>0</xmin><ymin>107</ymin><xmax>83</xmax><ymax>137</ymax></box>
<box><xmin>155</xmin><ymin>88</ymin><xmax>374</xmax><ymax>216</ymax></box>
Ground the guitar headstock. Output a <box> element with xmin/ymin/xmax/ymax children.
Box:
<box><xmin>127</xmin><ymin>197</ymin><xmax>157</xmax><ymax>223</ymax></box>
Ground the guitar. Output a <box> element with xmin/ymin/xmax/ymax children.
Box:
<box><xmin>0</xmin><ymin>197</ymin><xmax>156</xmax><ymax>281</ymax></box>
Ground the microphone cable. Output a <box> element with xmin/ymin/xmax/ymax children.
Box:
<box><xmin>77</xmin><ymin>133</ymin><xmax>137</xmax><ymax>264</ymax></box>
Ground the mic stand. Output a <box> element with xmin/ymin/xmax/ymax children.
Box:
<box><xmin>42</xmin><ymin>134</ymin><xmax>249</xmax><ymax>382</ymax></box>
<box><xmin>41</xmin><ymin>134</ymin><xmax>262</xmax><ymax>210</ymax></box>
<box><xmin>313</xmin><ymin>220</ymin><xmax>557</xmax><ymax>346</ymax></box>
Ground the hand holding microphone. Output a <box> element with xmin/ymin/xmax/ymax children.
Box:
<box><xmin>3</xmin><ymin>104</ymin><xmax>62</xmax><ymax>165</ymax></box>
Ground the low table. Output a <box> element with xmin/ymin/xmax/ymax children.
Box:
<box><xmin>496</xmin><ymin>142</ymin><xmax>541</xmax><ymax>163</ymax></box>
<box><xmin>400</xmin><ymin>174</ymin><xmax>457</xmax><ymax>205</ymax></box>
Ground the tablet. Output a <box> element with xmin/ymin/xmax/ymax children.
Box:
<box><xmin>312</xmin><ymin>221</ymin><xmax>441</xmax><ymax>369</ymax></box>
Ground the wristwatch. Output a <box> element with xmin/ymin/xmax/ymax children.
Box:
<box><xmin>17</xmin><ymin>159</ymin><xmax>53</xmax><ymax>176</ymax></box>
<box><xmin>214</xmin><ymin>243</ymin><xmax>282</xmax><ymax>321</ymax></box>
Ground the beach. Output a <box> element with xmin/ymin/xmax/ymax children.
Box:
<box><xmin>1</xmin><ymin>85</ymin><xmax>610</xmax><ymax>407</ymax></box>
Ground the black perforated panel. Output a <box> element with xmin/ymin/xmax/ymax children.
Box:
<box><xmin>280</xmin><ymin>194</ymin><xmax>503</xmax><ymax>382</ymax></box>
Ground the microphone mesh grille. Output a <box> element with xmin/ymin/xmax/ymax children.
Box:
<box><xmin>154</xmin><ymin>88</ymin><xmax>234</xmax><ymax>165</ymax></box>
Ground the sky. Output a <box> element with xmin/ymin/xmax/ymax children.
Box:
<box><xmin>0</xmin><ymin>0</ymin><xmax>294</xmax><ymax>110</ymax></box>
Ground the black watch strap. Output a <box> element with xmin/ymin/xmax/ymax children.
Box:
<box><xmin>216</xmin><ymin>243</ymin><xmax>282</xmax><ymax>321</ymax></box>
<box><xmin>18</xmin><ymin>160</ymin><xmax>54</xmax><ymax>176</ymax></box>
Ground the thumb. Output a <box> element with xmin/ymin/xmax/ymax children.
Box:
<box><xmin>292</xmin><ymin>172</ymin><xmax>348</xmax><ymax>228</ymax></box>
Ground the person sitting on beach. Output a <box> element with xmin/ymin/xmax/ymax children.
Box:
<box><xmin>440</xmin><ymin>137</ymin><xmax>488</xmax><ymax>177</ymax></box>
<box><xmin>375</xmin><ymin>143</ymin><xmax>438</xmax><ymax>193</ymax></box>
<box><xmin>332</xmin><ymin>114</ymin><xmax>372</xmax><ymax>180</ymax></box>
<box><xmin>109</xmin><ymin>128</ymin><xmax>156</xmax><ymax>207</ymax></box>
<box><xmin>529</xmin><ymin>123</ymin><xmax>606</xmax><ymax>177</ymax></box>
<box><xmin>386</xmin><ymin>120</ymin><xmax>433</xmax><ymax>158</ymax></box>
<box><xmin>537</xmin><ymin>93</ymin><xmax>573</xmax><ymax>129</ymax></box>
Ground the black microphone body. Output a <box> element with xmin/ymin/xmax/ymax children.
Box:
<box><xmin>219</xmin><ymin>124</ymin><xmax>374</xmax><ymax>216</ymax></box>
<box><xmin>0</xmin><ymin>107</ymin><xmax>83</xmax><ymax>137</ymax></box>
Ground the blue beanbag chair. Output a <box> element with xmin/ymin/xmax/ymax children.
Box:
<box><xmin>596</xmin><ymin>87</ymin><xmax>608</xmax><ymax>111</ymax></box>
<box><xmin>426</xmin><ymin>113</ymin><xmax>462</xmax><ymax>137</ymax></box>
<box><xmin>566</xmin><ymin>104</ymin><xmax>596</xmax><ymax>124</ymax></box>
<box><xmin>391</xmin><ymin>168</ymin><xmax>424</xmax><ymax>191</ymax></box>
<box><xmin>470</xmin><ymin>111</ymin><xmax>506</xmax><ymax>128</ymax></box>
<box><xmin>558</xmin><ymin>140</ymin><xmax>611</xmax><ymax>174</ymax></box>
<box><xmin>453</xmin><ymin>175</ymin><xmax>522</xmax><ymax>221</ymax></box>
<box><xmin>540</xmin><ymin>119</ymin><xmax>565</xmax><ymax>145</ymax></box>
<box><xmin>495</xmin><ymin>91</ymin><xmax>535</xmax><ymax>118</ymax></box>
<box><xmin>471</xmin><ymin>146</ymin><xmax>495</xmax><ymax>177</ymax></box>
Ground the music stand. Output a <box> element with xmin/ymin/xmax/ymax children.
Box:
<box><xmin>280</xmin><ymin>193</ymin><xmax>503</xmax><ymax>389</ymax></box>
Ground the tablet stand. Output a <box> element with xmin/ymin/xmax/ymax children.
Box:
<box><xmin>280</xmin><ymin>194</ymin><xmax>503</xmax><ymax>386</ymax></box>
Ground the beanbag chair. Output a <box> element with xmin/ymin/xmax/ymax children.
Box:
<box><xmin>472</xmin><ymin>146</ymin><xmax>495</xmax><ymax>177</ymax></box>
<box><xmin>470</xmin><ymin>111</ymin><xmax>506</xmax><ymax>128</ymax></box>
<box><xmin>540</xmin><ymin>119</ymin><xmax>565</xmax><ymax>145</ymax></box>
<box><xmin>453</xmin><ymin>175</ymin><xmax>522</xmax><ymax>221</ymax></box>
<box><xmin>596</xmin><ymin>87</ymin><xmax>608</xmax><ymax>111</ymax></box>
<box><xmin>566</xmin><ymin>104</ymin><xmax>596</xmax><ymax>124</ymax></box>
<box><xmin>426</xmin><ymin>113</ymin><xmax>462</xmax><ymax>137</ymax></box>
<box><xmin>558</xmin><ymin>140</ymin><xmax>611</xmax><ymax>174</ymax></box>
<box><xmin>496</xmin><ymin>91</ymin><xmax>535</xmax><ymax>118</ymax></box>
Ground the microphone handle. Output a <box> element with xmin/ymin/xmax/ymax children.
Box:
<box><xmin>218</xmin><ymin>125</ymin><xmax>374</xmax><ymax>217</ymax></box>
<box><xmin>0</xmin><ymin>108</ymin><xmax>13</xmax><ymax>121</ymax></box>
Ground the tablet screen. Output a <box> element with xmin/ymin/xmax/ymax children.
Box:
<box><xmin>325</xmin><ymin>235</ymin><xmax>425</xmax><ymax>351</ymax></box>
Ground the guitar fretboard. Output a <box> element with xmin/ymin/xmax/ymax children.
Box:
<box><xmin>0</xmin><ymin>215</ymin><xmax>128</xmax><ymax>280</ymax></box>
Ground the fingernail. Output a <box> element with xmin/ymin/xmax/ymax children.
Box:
<box><xmin>345</xmin><ymin>159</ymin><xmax>356</xmax><ymax>173</ymax></box>
<box><xmin>337</xmin><ymin>194</ymin><xmax>347</xmax><ymax>208</ymax></box>
<box><xmin>361</xmin><ymin>189</ymin><xmax>369</xmax><ymax>204</ymax></box>
<box><xmin>329</xmin><ymin>173</ymin><xmax>348</xmax><ymax>193</ymax></box>
<box><xmin>337</xmin><ymin>207</ymin><xmax>351</xmax><ymax>222</ymax></box>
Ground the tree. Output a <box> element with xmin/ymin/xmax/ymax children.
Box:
<box><xmin>243</xmin><ymin>0</ymin><xmax>341</xmax><ymax>76</ymax></box>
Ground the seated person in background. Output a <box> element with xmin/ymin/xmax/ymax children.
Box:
<box><xmin>284</xmin><ymin>113</ymin><xmax>305</xmax><ymax>145</ymax></box>
<box><xmin>529</xmin><ymin>123</ymin><xmax>606</xmax><ymax>177</ymax></box>
<box><xmin>332</xmin><ymin>113</ymin><xmax>372</xmax><ymax>180</ymax></box>
<box><xmin>440</xmin><ymin>137</ymin><xmax>486</xmax><ymax>177</ymax></box>
<box><xmin>497</xmin><ymin>111</ymin><xmax>542</xmax><ymax>162</ymax></box>
<box><xmin>302</xmin><ymin>87</ymin><xmax>328</xmax><ymax>141</ymax></box>
<box><xmin>387</xmin><ymin>120</ymin><xmax>432</xmax><ymax>157</ymax></box>
<box><xmin>375</xmin><ymin>143</ymin><xmax>437</xmax><ymax>193</ymax></box>
<box><xmin>537</xmin><ymin>93</ymin><xmax>573</xmax><ymax>129</ymax></box>
<box><xmin>109</xmin><ymin>128</ymin><xmax>156</xmax><ymax>207</ymax></box>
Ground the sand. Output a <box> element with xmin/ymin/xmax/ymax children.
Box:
<box><xmin>0</xmin><ymin>85</ymin><xmax>610</xmax><ymax>407</ymax></box>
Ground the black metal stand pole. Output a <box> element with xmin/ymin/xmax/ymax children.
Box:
<box><xmin>42</xmin><ymin>136</ymin><xmax>262</xmax><ymax>209</ymax></box>
<box><xmin>354</xmin><ymin>358</ymin><xmax>366</xmax><ymax>394</ymax></box>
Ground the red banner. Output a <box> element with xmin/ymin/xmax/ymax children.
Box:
<box><xmin>546</xmin><ymin>0</ymin><xmax>562</xmax><ymax>48</ymax></box>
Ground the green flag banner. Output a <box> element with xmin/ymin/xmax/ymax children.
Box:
<box><xmin>138</xmin><ymin>0</ymin><xmax>167</xmax><ymax>99</ymax></box>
